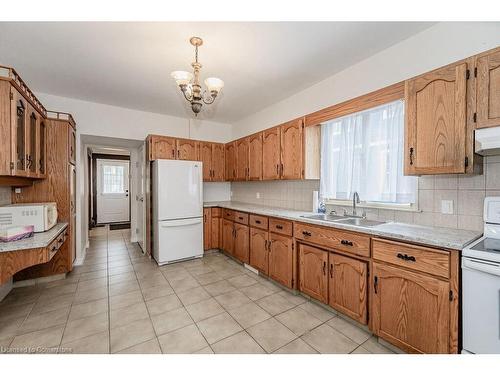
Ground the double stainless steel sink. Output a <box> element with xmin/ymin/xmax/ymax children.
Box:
<box><xmin>300</xmin><ymin>213</ymin><xmax>386</xmax><ymax>227</ymax></box>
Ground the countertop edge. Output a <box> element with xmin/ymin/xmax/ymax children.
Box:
<box><xmin>0</xmin><ymin>223</ymin><xmax>69</xmax><ymax>253</ymax></box>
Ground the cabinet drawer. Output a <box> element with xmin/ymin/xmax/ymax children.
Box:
<box><xmin>223</xmin><ymin>209</ymin><xmax>235</xmax><ymax>221</ymax></box>
<box><xmin>372</xmin><ymin>238</ymin><xmax>450</xmax><ymax>278</ymax></box>
<box><xmin>294</xmin><ymin>223</ymin><xmax>370</xmax><ymax>258</ymax></box>
<box><xmin>211</xmin><ymin>208</ymin><xmax>222</xmax><ymax>218</ymax></box>
<box><xmin>234</xmin><ymin>212</ymin><xmax>249</xmax><ymax>225</ymax></box>
<box><xmin>269</xmin><ymin>218</ymin><xmax>293</xmax><ymax>236</ymax></box>
<box><xmin>249</xmin><ymin>214</ymin><xmax>268</xmax><ymax>230</ymax></box>
<box><xmin>47</xmin><ymin>229</ymin><xmax>67</xmax><ymax>261</ymax></box>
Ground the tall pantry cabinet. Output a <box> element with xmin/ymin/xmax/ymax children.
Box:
<box><xmin>12</xmin><ymin>112</ymin><xmax>77</xmax><ymax>279</ymax></box>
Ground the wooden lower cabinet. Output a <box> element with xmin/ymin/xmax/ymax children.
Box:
<box><xmin>233</xmin><ymin>223</ymin><xmax>249</xmax><ymax>264</ymax></box>
<box><xmin>222</xmin><ymin>219</ymin><xmax>234</xmax><ymax>255</ymax></box>
<box><xmin>298</xmin><ymin>244</ymin><xmax>328</xmax><ymax>304</ymax></box>
<box><xmin>371</xmin><ymin>262</ymin><xmax>450</xmax><ymax>354</ymax></box>
<box><xmin>203</xmin><ymin>208</ymin><xmax>211</xmax><ymax>251</ymax></box>
<box><xmin>269</xmin><ymin>232</ymin><xmax>294</xmax><ymax>289</ymax></box>
<box><xmin>249</xmin><ymin>227</ymin><xmax>269</xmax><ymax>274</ymax></box>
<box><xmin>328</xmin><ymin>253</ymin><xmax>367</xmax><ymax>324</ymax></box>
<box><xmin>210</xmin><ymin>216</ymin><xmax>221</xmax><ymax>249</ymax></box>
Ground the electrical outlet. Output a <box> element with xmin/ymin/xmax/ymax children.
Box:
<box><xmin>14</xmin><ymin>188</ymin><xmax>21</xmax><ymax>194</ymax></box>
<box><xmin>256</xmin><ymin>192</ymin><xmax>260</xmax><ymax>199</ymax></box>
<box><xmin>441</xmin><ymin>200</ymin><xmax>454</xmax><ymax>214</ymax></box>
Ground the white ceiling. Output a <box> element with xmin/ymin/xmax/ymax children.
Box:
<box><xmin>0</xmin><ymin>22</ymin><xmax>435</xmax><ymax>123</ymax></box>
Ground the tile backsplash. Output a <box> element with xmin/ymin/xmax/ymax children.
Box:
<box><xmin>231</xmin><ymin>157</ymin><xmax>500</xmax><ymax>232</ymax></box>
<box><xmin>0</xmin><ymin>187</ymin><xmax>11</xmax><ymax>205</ymax></box>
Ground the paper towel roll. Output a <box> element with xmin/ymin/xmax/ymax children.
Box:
<box><xmin>312</xmin><ymin>191</ymin><xmax>319</xmax><ymax>213</ymax></box>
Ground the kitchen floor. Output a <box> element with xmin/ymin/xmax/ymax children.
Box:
<box><xmin>0</xmin><ymin>227</ymin><xmax>396</xmax><ymax>354</ymax></box>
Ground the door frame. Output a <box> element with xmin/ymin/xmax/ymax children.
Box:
<box><xmin>92</xmin><ymin>153</ymin><xmax>130</xmax><ymax>225</ymax></box>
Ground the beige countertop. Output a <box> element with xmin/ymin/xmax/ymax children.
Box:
<box><xmin>204</xmin><ymin>201</ymin><xmax>481</xmax><ymax>250</ymax></box>
<box><xmin>0</xmin><ymin>223</ymin><xmax>68</xmax><ymax>253</ymax></box>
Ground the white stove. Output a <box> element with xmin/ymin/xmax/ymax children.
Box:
<box><xmin>462</xmin><ymin>197</ymin><xmax>500</xmax><ymax>354</ymax></box>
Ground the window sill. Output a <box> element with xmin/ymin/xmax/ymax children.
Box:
<box><xmin>325</xmin><ymin>199</ymin><xmax>420</xmax><ymax>213</ymax></box>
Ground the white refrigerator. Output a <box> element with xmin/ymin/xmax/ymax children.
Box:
<box><xmin>152</xmin><ymin>159</ymin><xmax>203</xmax><ymax>265</ymax></box>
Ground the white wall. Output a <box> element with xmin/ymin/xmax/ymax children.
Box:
<box><xmin>233</xmin><ymin>22</ymin><xmax>500</xmax><ymax>138</ymax></box>
<box><xmin>36</xmin><ymin>93</ymin><xmax>233</xmax><ymax>263</ymax></box>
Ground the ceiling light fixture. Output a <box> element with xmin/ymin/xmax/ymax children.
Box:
<box><xmin>171</xmin><ymin>37</ymin><xmax>224</xmax><ymax>116</ymax></box>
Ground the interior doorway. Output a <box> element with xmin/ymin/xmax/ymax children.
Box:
<box><xmin>96</xmin><ymin>158</ymin><xmax>130</xmax><ymax>224</ymax></box>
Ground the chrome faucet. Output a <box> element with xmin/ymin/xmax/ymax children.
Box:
<box><xmin>352</xmin><ymin>192</ymin><xmax>360</xmax><ymax>217</ymax></box>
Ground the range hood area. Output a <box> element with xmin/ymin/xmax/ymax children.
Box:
<box><xmin>475</xmin><ymin>126</ymin><xmax>500</xmax><ymax>156</ymax></box>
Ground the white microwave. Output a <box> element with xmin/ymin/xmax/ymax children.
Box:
<box><xmin>0</xmin><ymin>203</ymin><xmax>58</xmax><ymax>232</ymax></box>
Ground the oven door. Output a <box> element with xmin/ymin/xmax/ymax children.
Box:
<box><xmin>462</xmin><ymin>257</ymin><xmax>500</xmax><ymax>354</ymax></box>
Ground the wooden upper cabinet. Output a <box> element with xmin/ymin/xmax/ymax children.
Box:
<box><xmin>26</xmin><ymin>104</ymin><xmax>38</xmax><ymax>177</ymax></box>
<box><xmin>199</xmin><ymin>142</ymin><xmax>212</xmax><ymax>181</ymax></box>
<box><xmin>262</xmin><ymin>126</ymin><xmax>281</xmax><ymax>180</ymax></box>
<box><xmin>225</xmin><ymin>142</ymin><xmax>236</xmax><ymax>181</ymax></box>
<box><xmin>248</xmin><ymin>133</ymin><xmax>263</xmax><ymax>180</ymax></box>
<box><xmin>405</xmin><ymin>62</ymin><xmax>467</xmax><ymax>175</ymax></box>
<box><xmin>298</xmin><ymin>244</ymin><xmax>328</xmax><ymax>304</ymax></box>
<box><xmin>211</xmin><ymin>143</ymin><xmax>225</xmax><ymax>181</ymax></box>
<box><xmin>269</xmin><ymin>232</ymin><xmax>294</xmax><ymax>289</ymax></box>
<box><xmin>235</xmin><ymin>137</ymin><xmax>249</xmax><ymax>181</ymax></box>
<box><xmin>371</xmin><ymin>262</ymin><xmax>450</xmax><ymax>353</ymax></box>
<box><xmin>176</xmin><ymin>139</ymin><xmax>198</xmax><ymax>161</ymax></box>
<box><xmin>11</xmin><ymin>88</ymin><xmax>28</xmax><ymax>177</ymax></box>
<box><xmin>149</xmin><ymin>135</ymin><xmax>176</xmax><ymax>160</ymax></box>
<box><xmin>68</xmin><ymin>125</ymin><xmax>76</xmax><ymax>166</ymax></box>
<box><xmin>328</xmin><ymin>253</ymin><xmax>367</xmax><ymax>324</ymax></box>
<box><xmin>476</xmin><ymin>48</ymin><xmax>500</xmax><ymax>128</ymax></box>
<box><xmin>37</xmin><ymin>119</ymin><xmax>46</xmax><ymax>178</ymax></box>
<box><xmin>280</xmin><ymin>118</ymin><xmax>303</xmax><ymax>179</ymax></box>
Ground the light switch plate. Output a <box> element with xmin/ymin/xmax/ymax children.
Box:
<box><xmin>441</xmin><ymin>200</ymin><xmax>454</xmax><ymax>214</ymax></box>
<box><xmin>256</xmin><ymin>192</ymin><xmax>260</xmax><ymax>199</ymax></box>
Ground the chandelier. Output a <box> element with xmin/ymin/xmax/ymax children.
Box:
<box><xmin>171</xmin><ymin>37</ymin><xmax>224</xmax><ymax>116</ymax></box>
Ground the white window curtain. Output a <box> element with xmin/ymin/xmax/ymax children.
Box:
<box><xmin>320</xmin><ymin>100</ymin><xmax>417</xmax><ymax>205</ymax></box>
<box><xmin>102</xmin><ymin>165</ymin><xmax>125</xmax><ymax>194</ymax></box>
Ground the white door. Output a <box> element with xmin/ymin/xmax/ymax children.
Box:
<box><xmin>96</xmin><ymin>159</ymin><xmax>130</xmax><ymax>224</ymax></box>
<box><xmin>137</xmin><ymin>144</ymin><xmax>146</xmax><ymax>251</ymax></box>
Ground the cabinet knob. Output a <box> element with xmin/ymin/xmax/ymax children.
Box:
<box><xmin>397</xmin><ymin>253</ymin><xmax>416</xmax><ymax>262</ymax></box>
<box><xmin>302</xmin><ymin>231</ymin><xmax>311</xmax><ymax>237</ymax></box>
<box><xmin>255</xmin><ymin>220</ymin><xmax>261</xmax><ymax>224</ymax></box>
<box><xmin>276</xmin><ymin>225</ymin><xmax>283</xmax><ymax>230</ymax></box>
<box><xmin>341</xmin><ymin>239</ymin><xmax>353</xmax><ymax>246</ymax></box>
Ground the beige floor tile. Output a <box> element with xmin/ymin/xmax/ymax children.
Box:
<box><xmin>240</xmin><ymin>283</ymin><xmax>276</xmax><ymax>301</ymax></box>
<box><xmin>275</xmin><ymin>306</ymin><xmax>322</xmax><ymax>336</ymax></box>
<box><xmin>227</xmin><ymin>275</ymin><xmax>258</xmax><ymax>289</ymax></box>
<box><xmin>158</xmin><ymin>324</ymin><xmax>208</xmax><ymax>354</ymax></box>
<box><xmin>361</xmin><ymin>337</ymin><xmax>395</xmax><ymax>354</ymax></box>
<box><xmin>257</xmin><ymin>293</ymin><xmax>295</xmax><ymax>316</ymax></box>
<box><xmin>62</xmin><ymin>311</ymin><xmax>109</xmax><ymax>344</ymax></box>
<box><xmin>18</xmin><ymin>306</ymin><xmax>70</xmax><ymax>335</ymax></box>
<box><xmin>169</xmin><ymin>275</ymin><xmax>200</xmax><ymax>293</ymax></box>
<box><xmin>62</xmin><ymin>331</ymin><xmax>109</xmax><ymax>354</ymax></box>
<box><xmin>162</xmin><ymin>268</ymin><xmax>191</xmax><ymax>282</ymax></box>
<box><xmin>277</xmin><ymin>290</ymin><xmax>308</xmax><ymax>306</ymax></box>
<box><xmin>0</xmin><ymin>336</ymin><xmax>13</xmax><ymax>348</ymax></box>
<box><xmin>141</xmin><ymin>284</ymin><xmax>174</xmax><ymax>301</ymax></box>
<box><xmin>108</xmin><ymin>280</ymin><xmax>140</xmax><ymax>297</ymax></box>
<box><xmin>110</xmin><ymin>317</ymin><xmax>156</xmax><ymax>353</ymax></box>
<box><xmin>151</xmin><ymin>307</ymin><xmax>193</xmax><ymax>335</ymax></box>
<box><xmin>41</xmin><ymin>282</ymin><xmax>78</xmax><ymax>297</ymax></box>
<box><xmin>197</xmin><ymin>312</ymin><xmax>243</xmax><ymax>344</ymax></box>
<box><xmin>203</xmin><ymin>280</ymin><xmax>236</xmax><ymax>296</ymax></box>
<box><xmin>185</xmin><ymin>298</ymin><xmax>225</xmax><ymax>322</ymax></box>
<box><xmin>31</xmin><ymin>292</ymin><xmax>74</xmax><ymax>314</ymax></box>
<box><xmin>299</xmin><ymin>301</ymin><xmax>336</xmax><ymax>322</ymax></box>
<box><xmin>117</xmin><ymin>338</ymin><xmax>161</xmax><ymax>354</ymax></box>
<box><xmin>73</xmin><ymin>287</ymin><xmax>108</xmax><ymax>305</ymax></box>
<box><xmin>69</xmin><ymin>298</ymin><xmax>108</xmax><ymax>321</ymax></box>
<box><xmin>256</xmin><ymin>279</ymin><xmax>282</xmax><ymax>292</ymax></box>
<box><xmin>194</xmin><ymin>271</ymin><xmax>224</xmax><ymax>285</ymax></box>
<box><xmin>302</xmin><ymin>324</ymin><xmax>357</xmax><ymax>354</ymax></box>
<box><xmin>227</xmin><ymin>302</ymin><xmax>271</xmax><ymax>329</ymax></box>
<box><xmin>108</xmin><ymin>271</ymin><xmax>136</xmax><ymax>285</ymax></box>
<box><xmin>0</xmin><ymin>302</ymin><xmax>34</xmax><ymax>322</ymax></box>
<box><xmin>351</xmin><ymin>346</ymin><xmax>371</xmax><ymax>354</ymax></box>
<box><xmin>109</xmin><ymin>290</ymin><xmax>143</xmax><ymax>310</ymax></box>
<box><xmin>177</xmin><ymin>286</ymin><xmax>211</xmax><ymax>306</ymax></box>
<box><xmin>194</xmin><ymin>345</ymin><xmax>214</xmax><ymax>354</ymax></box>
<box><xmin>0</xmin><ymin>316</ymin><xmax>27</xmax><ymax>340</ymax></box>
<box><xmin>215</xmin><ymin>290</ymin><xmax>251</xmax><ymax>310</ymax></box>
<box><xmin>138</xmin><ymin>274</ymin><xmax>168</xmax><ymax>289</ymax></box>
<box><xmin>110</xmin><ymin>301</ymin><xmax>149</xmax><ymax>328</ymax></box>
<box><xmin>76</xmin><ymin>277</ymin><xmax>107</xmax><ymax>292</ymax></box>
<box><xmin>274</xmin><ymin>338</ymin><xmax>318</xmax><ymax>354</ymax></box>
<box><xmin>10</xmin><ymin>325</ymin><xmax>65</xmax><ymax>351</ymax></box>
<box><xmin>108</xmin><ymin>265</ymin><xmax>134</xmax><ymax>276</ymax></box>
<box><xmin>216</xmin><ymin>268</ymin><xmax>244</xmax><ymax>279</ymax></box>
<box><xmin>146</xmin><ymin>294</ymin><xmax>182</xmax><ymax>316</ymax></box>
<box><xmin>247</xmin><ymin>318</ymin><xmax>297</xmax><ymax>353</ymax></box>
<box><xmin>326</xmin><ymin>316</ymin><xmax>372</xmax><ymax>345</ymax></box>
<box><xmin>212</xmin><ymin>331</ymin><xmax>265</xmax><ymax>354</ymax></box>
<box><xmin>77</xmin><ymin>269</ymin><xmax>108</xmax><ymax>282</ymax></box>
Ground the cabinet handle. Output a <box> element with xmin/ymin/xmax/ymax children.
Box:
<box><xmin>255</xmin><ymin>220</ymin><xmax>261</xmax><ymax>224</ymax></box>
<box><xmin>374</xmin><ymin>276</ymin><xmax>378</xmax><ymax>294</ymax></box>
<box><xmin>397</xmin><ymin>253</ymin><xmax>416</xmax><ymax>262</ymax></box>
<box><xmin>329</xmin><ymin>264</ymin><xmax>333</xmax><ymax>278</ymax></box>
<box><xmin>264</xmin><ymin>239</ymin><xmax>268</xmax><ymax>251</ymax></box>
<box><xmin>323</xmin><ymin>261</ymin><xmax>326</xmax><ymax>275</ymax></box>
<box><xmin>171</xmin><ymin>149</ymin><xmax>175</xmax><ymax>158</ymax></box>
<box><xmin>177</xmin><ymin>150</ymin><xmax>180</xmax><ymax>158</ymax></box>
<box><xmin>302</xmin><ymin>230</ymin><xmax>311</xmax><ymax>237</ymax></box>
<box><xmin>268</xmin><ymin>240</ymin><xmax>273</xmax><ymax>251</ymax></box>
<box><xmin>276</xmin><ymin>164</ymin><xmax>279</xmax><ymax>175</ymax></box>
<box><xmin>341</xmin><ymin>239</ymin><xmax>353</xmax><ymax>246</ymax></box>
<box><xmin>409</xmin><ymin>147</ymin><xmax>414</xmax><ymax>166</ymax></box>
<box><xmin>276</xmin><ymin>224</ymin><xmax>283</xmax><ymax>230</ymax></box>
<box><xmin>280</xmin><ymin>163</ymin><xmax>284</xmax><ymax>176</ymax></box>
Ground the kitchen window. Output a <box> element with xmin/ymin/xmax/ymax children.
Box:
<box><xmin>320</xmin><ymin>99</ymin><xmax>417</xmax><ymax>210</ymax></box>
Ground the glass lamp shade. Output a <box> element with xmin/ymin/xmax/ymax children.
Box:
<box><xmin>204</xmin><ymin>77</ymin><xmax>224</xmax><ymax>93</ymax></box>
<box><xmin>171</xmin><ymin>71</ymin><xmax>193</xmax><ymax>86</ymax></box>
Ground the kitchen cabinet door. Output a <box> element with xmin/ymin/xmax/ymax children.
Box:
<box><xmin>328</xmin><ymin>253</ymin><xmax>367</xmax><ymax>324</ymax></box>
<box><xmin>11</xmin><ymin>88</ymin><xmax>28</xmax><ymax>176</ymax></box>
<box><xmin>38</xmin><ymin>120</ymin><xmax>46</xmax><ymax>178</ymax></box>
<box><xmin>203</xmin><ymin>208</ymin><xmax>211</xmax><ymax>250</ymax></box>
<box><xmin>211</xmin><ymin>143</ymin><xmax>225</xmax><ymax>181</ymax></box>
<box><xmin>248</xmin><ymin>133</ymin><xmax>263</xmax><ymax>180</ymax></box>
<box><xmin>222</xmin><ymin>219</ymin><xmax>234</xmax><ymax>255</ymax></box>
<box><xmin>249</xmin><ymin>227</ymin><xmax>268</xmax><ymax>274</ymax></box>
<box><xmin>405</xmin><ymin>62</ymin><xmax>467</xmax><ymax>175</ymax></box>
<box><xmin>262</xmin><ymin>127</ymin><xmax>280</xmax><ymax>180</ymax></box>
<box><xmin>280</xmin><ymin>119</ymin><xmax>303</xmax><ymax>180</ymax></box>
<box><xmin>371</xmin><ymin>262</ymin><xmax>450</xmax><ymax>353</ymax></box>
<box><xmin>235</xmin><ymin>137</ymin><xmax>249</xmax><ymax>181</ymax></box>
<box><xmin>26</xmin><ymin>104</ymin><xmax>38</xmax><ymax>177</ymax></box>
<box><xmin>68</xmin><ymin>125</ymin><xmax>76</xmax><ymax>165</ymax></box>
<box><xmin>150</xmin><ymin>136</ymin><xmax>176</xmax><ymax>160</ymax></box>
<box><xmin>476</xmin><ymin>48</ymin><xmax>500</xmax><ymax>128</ymax></box>
<box><xmin>298</xmin><ymin>244</ymin><xmax>328</xmax><ymax>303</ymax></box>
<box><xmin>234</xmin><ymin>222</ymin><xmax>249</xmax><ymax>264</ymax></box>
<box><xmin>176</xmin><ymin>139</ymin><xmax>198</xmax><ymax>161</ymax></box>
<box><xmin>224</xmin><ymin>142</ymin><xmax>236</xmax><ymax>181</ymax></box>
<box><xmin>200</xmin><ymin>142</ymin><xmax>213</xmax><ymax>181</ymax></box>
<box><xmin>268</xmin><ymin>232</ymin><xmax>294</xmax><ymax>289</ymax></box>
<box><xmin>210</xmin><ymin>217</ymin><xmax>221</xmax><ymax>249</ymax></box>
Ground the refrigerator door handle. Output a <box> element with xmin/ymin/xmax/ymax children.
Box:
<box><xmin>160</xmin><ymin>218</ymin><xmax>203</xmax><ymax>228</ymax></box>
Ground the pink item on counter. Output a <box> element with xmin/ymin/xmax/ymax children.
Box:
<box><xmin>0</xmin><ymin>225</ymin><xmax>35</xmax><ymax>242</ymax></box>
